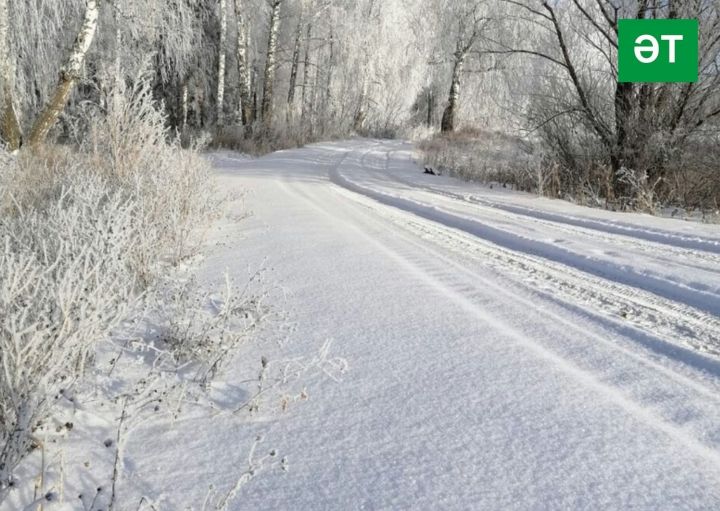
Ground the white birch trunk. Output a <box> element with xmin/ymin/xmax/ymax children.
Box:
<box><xmin>0</xmin><ymin>0</ymin><xmax>8</xmax><ymax>93</ymax></box>
<box><xmin>353</xmin><ymin>79</ymin><xmax>367</xmax><ymax>132</ymax></box>
<box><xmin>427</xmin><ymin>88</ymin><xmax>433</xmax><ymax>128</ymax></box>
<box><xmin>287</xmin><ymin>15</ymin><xmax>303</xmax><ymax>116</ymax></box>
<box><xmin>234</xmin><ymin>0</ymin><xmax>253</xmax><ymax>126</ymax></box>
<box><xmin>0</xmin><ymin>0</ymin><xmax>21</xmax><ymax>150</ymax></box>
<box><xmin>28</xmin><ymin>0</ymin><xmax>99</xmax><ymax>146</ymax></box>
<box><xmin>217</xmin><ymin>0</ymin><xmax>227</xmax><ymax>128</ymax></box>
<box><xmin>324</xmin><ymin>27</ymin><xmax>334</xmax><ymax>123</ymax></box>
<box><xmin>300</xmin><ymin>21</ymin><xmax>312</xmax><ymax>128</ymax></box>
<box><xmin>310</xmin><ymin>51</ymin><xmax>322</xmax><ymax>132</ymax></box>
<box><xmin>182</xmin><ymin>83</ymin><xmax>189</xmax><ymax>129</ymax></box>
<box><xmin>261</xmin><ymin>0</ymin><xmax>282</xmax><ymax>130</ymax></box>
<box><xmin>441</xmin><ymin>50</ymin><xmax>466</xmax><ymax>133</ymax></box>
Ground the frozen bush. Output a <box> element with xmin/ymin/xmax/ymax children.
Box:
<box><xmin>0</xmin><ymin>67</ymin><xmax>218</xmax><ymax>500</ymax></box>
<box><xmin>87</xmin><ymin>67</ymin><xmax>216</xmax><ymax>274</ymax></box>
<box><xmin>0</xmin><ymin>145</ymin><xmax>74</xmax><ymax>216</ymax></box>
<box><xmin>420</xmin><ymin>129</ymin><xmax>535</xmax><ymax>189</ymax></box>
<box><xmin>0</xmin><ymin>171</ymin><xmax>139</xmax><ymax>497</ymax></box>
<box><xmin>616</xmin><ymin>167</ymin><xmax>662</xmax><ymax>213</ymax></box>
<box><xmin>156</xmin><ymin>272</ymin><xmax>270</xmax><ymax>385</ymax></box>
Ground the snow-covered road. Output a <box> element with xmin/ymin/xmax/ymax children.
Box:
<box><xmin>202</xmin><ymin>139</ymin><xmax>720</xmax><ymax>509</ymax></box>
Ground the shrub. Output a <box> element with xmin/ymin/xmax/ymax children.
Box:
<box><xmin>0</xmin><ymin>169</ymin><xmax>139</xmax><ymax>496</ymax></box>
<box><xmin>420</xmin><ymin>127</ymin><xmax>720</xmax><ymax>216</ymax></box>
<box><xmin>87</xmin><ymin>68</ymin><xmax>215</xmax><ymax>276</ymax></box>
<box><xmin>419</xmin><ymin>129</ymin><xmax>536</xmax><ymax>190</ymax></box>
<box><xmin>0</xmin><ymin>69</ymin><xmax>216</xmax><ymax>499</ymax></box>
<box><xmin>155</xmin><ymin>272</ymin><xmax>270</xmax><ymax>385</ymax></box>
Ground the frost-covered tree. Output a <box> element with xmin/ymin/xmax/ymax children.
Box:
<box><xmin>27</xmin><ymin>0</ymin><xmax>100</xmax><ymax>146</ymax></box>
<box><xmin>261</xmin><ymin>0</ymin><xmax>283</xmax><ymax>130</ymax></box>
<box><xmin>0</xmin><ymin>0</ymin><xmax>99</xmax><ymax>148</ymax></box>
<box><xmin>497</xmin><ymin>0</ymin><xmax>720</xmax><ymax>196</ymax></box>
<box><xmin>436</xmin><ymin>0</ymin><xmax>492</xmax><ymax>132</ymax></box>
<box><xmin>0</xmin><ymin>0</ymin><xmax>20</xmax><ymax>150</ymax></box>
<box><xmin>235</xmin><ymin>0</ymin><xmax>254</xmax><ymax>126</ymax></box>
<box><xmin>1</xmin><ymin>0</ymin><xmax>712</xmax><ymax>181</ymax></box>
<box><xmin>217</xmin><ymin>0</ymin><xmax>228</xmax><ymax>127</ymax></box>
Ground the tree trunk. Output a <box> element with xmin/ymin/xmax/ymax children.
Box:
<box><xmin>441</xmin><ymin>53</ymin><xmax>465</xmax><ymax>133</ymax></box>
<box><xmin>300</xmin><ymin>21</ymin><xmax>313</xmax><ymax>128</ymax></box>
<box><xmin>287</xmin><ymin>16</ymin><xmax>303</xmax><ymax>109</ymax></box>
<box><xmin>195</xmin><ymin>83</ymin><xmax>205</xmax><ymax>127</ymax></box>
<box><xmin>234</xmin><ymin>0</ymin><xmax>253</xmax><ymax>126</ymax></box>
<box><xmin>324</xmin><ymin>27</ymin><xmax>335</xmax><ymax>127</ymax></box>
<box><xmin>261</xmin><ymin>0</ymin><xmax>282</xmax><ymax>130</ymax></box>
<box><xmin>217</xmin><ymin>0</ymin><xmax>227</xmax><ymax>128</ymax></box>
<box><xmin>0</xmin><ymin>95</ymin><xmax>21</xmax><ymax>151</ymax></box>
<box><xmin>0</xmin><ymin>0</ymin><xmax>21</xmax><ymax>150</ymax></box>
<box><xmin>251</xmin><ymin>67</ymin><xmax>258</xmax><ymax>124</ymax></box>
<box><xmin>27</xmin><ymin>0</ymin><xmax>99</xmax><ymax>147</ymax></box>
<box><xmin>613</xmin><ymin>82</ymin><xmax>633</xmax><ymax>162</ymax></box>
<box><xmin>353</xmin><ymin>80</ymin><xmax>367</xmax><ymax>132</ymax></box>
<box><xmin>310</xmin><ymin>51</ymin><xmax>322</xmax><ymax>133</ymax></box>
<box><xmin>427</xmin><ymin>89</ymin><xmax>433</xmax><ymax>128</ymax></box>
<box><xmin>611</xmin><ymin>81</ymin><xmax>633</xmax><ymax>197</ymax></box>
<box><xmin>182</xmin><ymin>82</ymin><xmax>189</xmax><ymax>129</ymax></box>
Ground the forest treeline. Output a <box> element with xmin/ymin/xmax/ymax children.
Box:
<box><xmin>1</xmin><ymin>0</ymin><xmax>719</xmax><ymax>210</ymax></box>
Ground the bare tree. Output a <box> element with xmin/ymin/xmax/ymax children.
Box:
<box><xmin>296</xmin><ymin>0</ymin><xmax>332</xmax><ymax>131</ymax></box>
<box><xmin>498</xmin><ymin>0</ymin><xmax>720</xmax><ymax>197</ymax></box>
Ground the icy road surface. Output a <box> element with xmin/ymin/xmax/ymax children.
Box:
<box><xmin>160</xmin><ymin>140</ymin><xmax>720</xmax><ymax>509</ymax></box>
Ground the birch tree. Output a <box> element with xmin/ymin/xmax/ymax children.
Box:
<box><xmin>235</xmin><ymin>0</ymin><xmax>254</xmax><ymax>126</ymax></box>
<box><xmin>217</xmin><ymin>0</ymin><xmax>228</xmax><ymax>127</ymax></box>
<box><xmin>0</xmin><ymin>0</ymin><xmax>21</xmax><ymax>150</ymax></box>
<box><xmin>439</xmin><ymin>1</ymin><xmax>490</xmax><ymax>132</ymax></box>
<box><xmin>350</xmin><ymin>0</ymin><xmax>379</xmax><ymax>133</ymax></box>
<box><xmin>297</xmin><ymin>0</ymin><xmax>331</xmax><ymax>130</ymax></box>
<box><xmin>27</xmin><ymin>0</ymin><xmax>100</xmax><ymax>147</ymax></box>
<box><xmin>300</xmin><ymin>20</ymin><xmax>313</xmax><ymax>128</ymax></box>
<box><xmin>287</xmin><ymin>10</ymin><xmax>304</xmax><ymax>120</ymax></box>
<box><xmin>261</xmin><ymin>0</ymin><xmax>283</xmax><ymax>130</ymax></box>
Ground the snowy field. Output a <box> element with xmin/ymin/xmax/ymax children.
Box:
<box><xmin>205</xmin><ymin>139</ymin><xmax>720</xmax><ymax>509</ymax></box>
<box><xmin>6</xmin><ymin>138</ymin><xmax>720</xmax><ymax>510</ymax></box>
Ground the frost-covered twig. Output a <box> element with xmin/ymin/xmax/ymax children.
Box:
<box><xmin>203</xmin><ymin>435</ymin><xmax>288</xmax><ymax>511</ymax></box>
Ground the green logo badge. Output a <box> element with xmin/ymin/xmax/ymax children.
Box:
<box><xmin>618</xmin><ymin>19</ymin><xmax>698</xmax><ymax>83</ymax></box>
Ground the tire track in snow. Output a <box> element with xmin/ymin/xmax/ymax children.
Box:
<box><xmin>385</xmin><ymin>148</ymin><xmax>720</xmax><ymax>255</ymax></box>
<box><xmin>319</xmin><ymin>168</ymin><xmax>720</xmax><ymax>387</ymax></box>
<box><xmin>285</xmin><ymin>143</ymin><xmax>720</xmax><ymax>395</ymax></box>
<box><xmin>355</xmin><ymin>144</ymin><xmax>720</xmax><ymax>279</ymax></box>
<box><xmin>330</xmin><ymin>147</ymin><xmax>720</xmax><ymax>382</ymax></box>
<box><xmin>371</xmin><ymin>162</ymin><xmax>720</xmax><ymax>276</ymax></box>
<box><xmin>331</xmin><ymin>156</ymin><xmax>720</xmax><ymax>318</ymax></box>
<box><xmin>276</xmin><ymin>161</ymin><xmax>720</xmax><ymax>474</ymax></box>
<box><xmin>468</xmin><ymin>197</ymin><xmax>720</xmax><ymax>255</ymax></box>
<box><xmin>326</xmin><ymin>145</ymin><xmax>720</xmax><ymax>366</ymax></box>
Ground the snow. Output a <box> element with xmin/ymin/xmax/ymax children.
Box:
<box><xmin>209</xmin><ymin>139</ymin><xmax>720</xmax><ymax>509</ymax></box>
<box><xmin>6</xmin><ymin>138</ymin><xmax>720</xmax><ymax>510</ymax></box>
